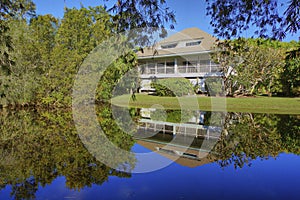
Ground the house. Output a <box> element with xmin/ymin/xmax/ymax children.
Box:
<box><xmin>137</xmin><ymin>27</ymin><xmax>222</xmax><ymax>93</ymax></box>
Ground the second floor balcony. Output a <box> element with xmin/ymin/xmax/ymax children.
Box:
<box><xmin>139</xmin><ymin>59</ymin><xmax>221</xmax><ymax>78</ymax></box>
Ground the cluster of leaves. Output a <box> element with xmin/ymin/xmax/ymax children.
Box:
<box><xmin>211</xmin><ymin>38</ymin><xmax>300</xmax><ymax>96</ymax></box>
<box><xmin>281</xmin><ymin>47</ymin><xmax>300</xmax><ymax>96</ymax></box>
<box><xmin>96</xmin><ymin>51</ymin><xmax>139</xmax><ymax>101</ymax></box>
<box><xmin>150</xmin><ymin>78</ymin><xmax>194</xmax><ymax>97</ymax></box>
<box><xmin>205</xmin><ymin>77</ymin><xmax>224</xmax><ymax>96</ymax></box>
<box><xmin>206</xmin><ymin>0</ymin><xmax>300</xmax><ymax>40</ymax></box>
<box><xmin>105</xmin><ymin>0</ymin><xmax>175</xmax><ymax>45</ymax></box>
<box><xmin>0</xmin><ymin>0</ymin><xmax>35</xmax><ymax>72</ymax></box>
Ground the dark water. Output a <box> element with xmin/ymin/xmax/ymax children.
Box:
<box><xmin>0</xmin><ymin>105</ymin><xmax>299</xmax><ymax>200</ymax></box>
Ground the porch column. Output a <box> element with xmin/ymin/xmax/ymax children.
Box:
<box><xmin>164</xmin><ymin>60</ymin><xmax>167</xmax><ymax>74</ymax></box>
<box><xmin>197</xmin><ymin>56</ymin><xmax>200</xmax><ymax>72</ymax></box>
<box><xmin>186</xmin><ymin>60</ymin><xmax>188</xmax><ymax>73</ymax></box>
<box><xmin>174</xmin><ymin>58</ymin><xmax>178</xmax><ymax>74</ymax></box>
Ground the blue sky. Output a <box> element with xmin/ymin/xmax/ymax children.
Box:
<box><xmin>33</xmin><ymin>0</ymin><xmax>298</xmax><ymax>42</ymax></box>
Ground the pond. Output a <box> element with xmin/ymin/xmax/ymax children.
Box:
<box><xmin>0</xmin><ymin>104</ymin><xmax>299</xmax><ymax>200</ymax></box>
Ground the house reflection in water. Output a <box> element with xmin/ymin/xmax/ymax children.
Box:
<box><xmin>133</xmin><ymin>108</ymin><xmax>223</xmax><ymax>168</ymax></box>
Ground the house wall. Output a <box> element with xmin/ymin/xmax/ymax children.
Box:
<box><xmin>138</xmin><ymin>53</ymin><xmax>221</xmax><ymax>93</ymax></box>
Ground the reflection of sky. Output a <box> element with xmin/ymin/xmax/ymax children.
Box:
<box><xmin>131</xmin><ymin>143</ymin><xmax>177</xmax><ymax>173</ymax></box>
<box><xmin>2</xmin><ymin>152</ymin><xmax>299</xmax><ymax>200</ymax></box>
<box><xmin>131</xmin><ymin>142</ymin><xmax>153</xmax><ymax>153</ymax></box>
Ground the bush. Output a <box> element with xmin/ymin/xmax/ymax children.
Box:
<box><xmin>150</xmin><ymin>78</ymin><xmax>194</xmax><ymax>97</ymax></box>
<box><xmin>205</xmin><ymin>77</ymin><xmax>224</xmax><ymax>96</ymax></box>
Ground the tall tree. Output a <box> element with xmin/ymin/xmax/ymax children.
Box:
<box><xmin>211</xmin><ymin>38</ymin><xmax>286</xmax><ymax>96</ymax></box>
<box><xmin>44</xmin><ymin>6</ymin><xmax>112</xmax><ymax>106</ymax></box>
<box><xmin>0</xmin><ymin>0</ymin><xmax>35</xmax><ymax>73</ymax></box>
<box><xmin>281</xmin><ymin>46</ymin><xmax>300</xmax><ymax>96</ymax></box>
<box><xmin>29</xmin><ymin>14</ymin><xmax>58</xmax><ymax>73</ymax></box>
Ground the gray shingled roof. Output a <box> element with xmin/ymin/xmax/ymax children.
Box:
<box><xmin>137</xmin><ymin>27</ymin><xmax>217</xmax><ymax>59</ymax></box>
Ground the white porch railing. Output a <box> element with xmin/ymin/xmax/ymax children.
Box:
<box><xmin>140</xmin><ymin>64</ymin><xmax>220</xmax><ymax>75</ymax></box>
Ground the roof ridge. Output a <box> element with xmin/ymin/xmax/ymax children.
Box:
<box><xmin>158</xmin><ymin>27</ymin><xmax>216</xmax><ymax>45</ymax></box>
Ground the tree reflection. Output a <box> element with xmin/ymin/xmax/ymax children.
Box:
<box><xmin>0</xmin><ymin>105</ymin><xmax>299</xmax><ymax>199</ymax></box>
<box><xmin>211</xmin><ymin>112</ymin><xmax>300</xmax><ymax>168</ymax></box>
<box><xmin>0</xmin><ymin>104</ymin><xmax>135</xmax><ymax>199</ymax></box>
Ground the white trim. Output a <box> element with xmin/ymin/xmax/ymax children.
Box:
<box><xmin>138</xmin><ymin>50</ymin><xmax>213</xmax><ymax>60</ymax></box>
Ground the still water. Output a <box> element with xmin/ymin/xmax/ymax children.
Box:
<box><xmin>0</xmin><ymin>104</ymin><xmax>299</xmax><ymax>200</ymax></box>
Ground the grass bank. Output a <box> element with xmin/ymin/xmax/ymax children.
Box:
<box><xmin>111</xmin><ymin>94</ymin><xmax>300</xmax><ymax>114</ymax></box>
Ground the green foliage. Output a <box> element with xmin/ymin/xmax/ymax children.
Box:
<box><xmin>43</xmin><ymin>6</ymin><xmax>113</xmax><ymax>106</ymax></box>
<box><xmin>151</xmin><ymin>78</ymin><xmax>194</xmax><ymax>97</ymax></box>
<box><xmin>96</xmin><ymin>51</ymin><xmax>138</xmax><ymax>101</ymax></box>
<box><xmin>0</xmin><ymin>0</ymin><xmax>36</xmax><ymax>74</ymax></box>
<box><xmin>105</xmin><ymin>0</ymin><xmax>175</xmax><ymax>45</ymax></box>
<box><xmin>0</xmin><ymin>19</ymin><xmax>39</xmax><ymax>105</ymax></box>
<box><xmin>281</xmin><ymin>47</ymin><xmax>300</xmax><ymax>96</ymax></box>
<box><xmin>0</xmin><ymin>1</ymin><xmax>178</xmax><ymax>108</ymax></box>
<box><xmin>150</xmin><ymin>109</ymin><xmax>195</xmax><ymax>123</ymax></box>
<box><xmin>0</xmin><ymin>4</ymin><xmax>142</xmax><ymax>107</ymax></box>
<box><xmin>206</xmin><ymin>0</ymin><xmax>300</xmax><ymax>40</ymax></box>
<box><xmin>211</xmin><ymin>38</ymin><xmax>299</xmax><ymax>96</ymax></box>
<box><xmin>205</xmin><ymin>77</ymin><xmax>224</xmax><ymax>96</ymax></box>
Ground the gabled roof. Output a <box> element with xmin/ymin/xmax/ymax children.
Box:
<box><xmin>137</xmin><ymin>27</ymin><xmax>217</xmax><ymax>59</ymax></box>
<box><xmin>159</xmin><ymin>27</ymin><xmax>215</xmax><ymax>44</ymax></box>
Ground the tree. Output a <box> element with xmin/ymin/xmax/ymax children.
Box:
<box><xmin>211</xmin><ymin>38</ymin><xmax>287</xmax><ymax>96</ymax></box>
<box><xmin>96</xmin><ymin>51</ymin><xmax>139</xmax><ymax>101</ymax></box>
<box><xmin>2</xmin><ymin>19</ymin><xmax>36</xmax><ymax>105</ymax></box>
<box><xmin>29</xmin><ymin>14</ymin><xmax>58</xmax><ymax>73</ymax></box>
<box><xmin>206</xmin><ymin>0</ymin><xmax>300</xmax><ymax>40</ymax></box>
<box><xmin>281</xmin><ymin>47</ymin><xmax>300</xmax><ymax>96</ymax></box>
<box><xmin>0</xmin><ymin>0</ymin><xmax>35</xmax><ymax>73</ymax></box>
<box><xmin>0</xmin><ymin>1</ymin><xmax>36</xmax><ymax>106</ymax></box>
<box><xmin>43</xmin><ymin>6</ymin><xmax>112</xmax><ymax>107</ymax></box>
<box><xmin>0</xmin><ymin>14</ymin><xmax>59</xmax><ymax>106</ymax></box>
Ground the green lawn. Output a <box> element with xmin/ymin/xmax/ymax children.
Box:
<box><xmin>111</xmin><ymin>94</ymin><xmax>300</xmax><ymax>114</ymax></box>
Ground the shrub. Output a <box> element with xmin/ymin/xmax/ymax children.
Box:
<box><xmin>205</xmin><ymin>77</ymin><xmax>224</xmax><ymax>96</ymax></box>
<box><xmin>150</xmin><ymin>78</ymin><xmax>194</xmax><ymax>97</ymax></box>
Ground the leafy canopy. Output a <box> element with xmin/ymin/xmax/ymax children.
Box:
<box><xmin>206</xmin><ymin>0</ymin><xmax>300</xmax><ymax>40</ymax></box>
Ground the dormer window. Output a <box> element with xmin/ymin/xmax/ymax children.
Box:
<box><xmin>186</xmin><ymin>41</ymin><xmax>201</xmax><ymax>47</ymax></box>
<box><xmin>161</xmin><ymin>43</ymin><xmax>177</xmax><ymax>49</ymax></box>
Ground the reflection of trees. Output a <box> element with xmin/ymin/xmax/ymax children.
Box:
<box><xmin>277</xmin><ymin>115</ymin><xmax>300</xmax><ymax>154</ymax></box>
<box><xmin>211</xmin><ymin>113</ymin><xmax>300</xmax><ymax>168</ymax></box>
<box><xmin>150</xmin><ymin>109</ymin><xmax>196</xmax><ymax>123</ymax></box>
<box><xmin>0</xmin><ymin>105</ymin><xmax>135</xmax><ymax>199</ymax></box>
<box><xmin>149</xmin><ymin>109</ymin><xmax>225</xmax><ymax>127</ymax></box>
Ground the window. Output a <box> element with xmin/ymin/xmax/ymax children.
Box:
<box><xmin>186</xmin><ymin>41</ymin><xmax>201</xmax><ymax>47</ymax></box>
<box><xmin>183</xmin><ymin>61</ymin><xmax>197</xmax><ymax>67</ymax></box>
<box><xmin>161</xmin><ymin>43</ymin><xmax>177</xmax><ymax>49</ymax></box>
<box><xmin>166</xmin><ymin>62</ymin><xmax>174</xmax><ymax>66</ymax></box>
